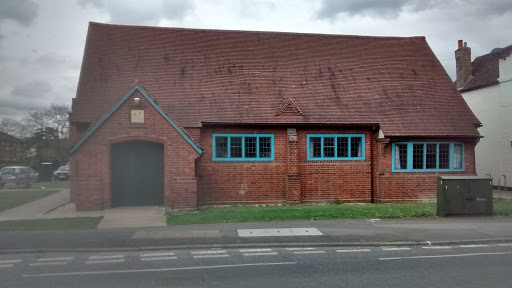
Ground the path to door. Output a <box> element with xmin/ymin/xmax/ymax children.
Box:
<box><xmin>97</xmin><ymin>206</ymin><xmax>166</xmax><ymax>229</ymax></box>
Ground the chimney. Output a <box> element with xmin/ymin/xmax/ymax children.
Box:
<box><xmin>455</xmin><ymin>40</ymin><xmax>472</xmax><ymax>90</ymax></box>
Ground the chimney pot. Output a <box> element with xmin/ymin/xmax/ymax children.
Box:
<box><xmin>464</xmin><ymin>42</ymin><xmax>467</xmax><ymax>48</ymax></box>
<box><xmin>458</xmin><ymin>40</ymin><xmax>463</xmax><ymax>49</ymax></box>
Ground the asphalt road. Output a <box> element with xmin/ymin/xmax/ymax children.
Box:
<box><xmin>1</xmin><ymin>244</ymin><xmax>511</xmax><ymax>287</ymax></box>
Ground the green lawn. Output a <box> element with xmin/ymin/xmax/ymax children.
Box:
<box><xmin>31</xmin><ymin>180</ymin><xmax>69</xmax><ymax>189</ymax></box>
<box><xmin>167</xmin><ymin>200</ymin><xmax>512</xmax><ymax>225</ymax></box>
<box><xmin>0</xmin><ymin>190</ymin><xmax>59</xmax><ymax>212</ymax></box>
<box><xmin>0</xmin><ymin>217</ymin><xmax>103</xmax><ymax>231</ymax></box>
<box><xmin>494</xmin><ymin>199</ymin><xmax>512</xmax><ymax>215</ymax></box>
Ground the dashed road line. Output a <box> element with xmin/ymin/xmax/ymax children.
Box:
<box><xmin>193</xmin><ymin>254</ymin><xmax>230</xmax><ymax>259</ymax></box>
<box><xmin>141</xmin><ymin>257</ymin><xmax>177</xmax><ymax>261</ymax></box>
<box><xmin>191</xmin><ymin>250</ymin><xmax>227</xmax><ymax>255</ymax></box>
<box><xmin>243</xmin><ymin>252</ymin><xmax>278</xmax><ymax>256</ymax></box>
<box><xmin>422</xmin><ymin>246</ymin><xmax>452</xmax><ymax>249</ymax></box>
<box><xmin>285</xmin><ymin>248</ymin><xmax>316</xmax><ymax>251</ymax></box>
<box><xmin>498</xmin><ymin>243</ymin><xmax>512</xmax><ymax>247</ymax></box>
<box><xmin>37</xmin><ymin>257</ymin><xmax>74</xmax><ymax>262</ymax></box>
<box><xmin>335</xmin><ymin>249</ymin><xmax>371</xmax><ymax>253</ymax></box>
<box><xmin>379</xmin><ymin>251</ymin><xmax>512</xmax><ymax>261</ymax></box>
<box><xmin>88</xmin><ymin>255</ymin><xmax>124</xmax><ymax>259</ymax></box>
<box><xmin>459</xmin><ymin>244</ymin><xmax>489</xmax><ymax>248</ymax></box>
<box><xmin>0</xmin><ymin>259</ymin><xmax>22</xmax><ymax>264</ymax></box>
<box><xmin>239</xmin><ymin>249</ymin><xmax>273</xmax><ymax>253</ymax></box>
<box><xmin>140</xmin><ymin>252</ymin><xmax>175</xmax><ymax>257</ymax></box>
<box><xmin>0</xmin><ymin>264</ymin><xmax>14</xmax><ymax>268</ymax></box>
<box><xmin>382</xmin><ymin>247</ymin><xmax>411</xmax><ymax>251</ymax></box>
<box><xmin>86</xmin><ymin>259</ymin><xmax>125</xmax><ymax>264</ymax></box>
<box><xmin>30</xmin><ymin>262</ymin><xmax>67</xmax><ymax>266</ymax></box>
<box><xmin>294</xmin><ymin>251</ymin><xmax>325</xmax><ymax>254</ymax></box>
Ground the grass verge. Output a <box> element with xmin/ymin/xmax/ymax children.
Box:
<box><xmin>167</xmin><ymin>202</ymin><xmax>437</xmax><ymax>225</ymax></box>
<box><xmin>0</xmin><ymin>217</ymin><xmax>103</xmax><ymax>231</ymax></box>
<box><xmin>167</xmin><ymin>199</ymin><xmax>512</xmax><ymax>225</ymax></box>
<box><xmin>0</xmin><ymin>190</ymin><xmax>59</xmax><ymax>212</ymax></box>
<box><xmin>32</xmin><ymin>180</ymin><xmax>69</xmax><ymax>189</ymax></box>
<box><xmin>494</xmin><ymin>199</ymin><xmax>512</xmax><ymax>215</ymax></box>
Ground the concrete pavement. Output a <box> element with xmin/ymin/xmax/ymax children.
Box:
<box><xmin>1</xmin><ymin>216</ymin><xmax>511</xmax><ymax>253</ymax></box>
<box><xmin>0</xmin><ymin>189</ymin><xmax>70</xmax><ymax>221</ymax></box>
<box><xmin>97</xmin><ymin>206</ymin><xmax>166</xmax><ymax>229</ymax></box>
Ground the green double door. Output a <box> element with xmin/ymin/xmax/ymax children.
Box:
<box><xmin>111</xmin><ymin>141</ymin><xmax>164</xmax><ymax>207</ymax></box>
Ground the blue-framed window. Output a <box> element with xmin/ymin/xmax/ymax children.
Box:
<box><xmin>392</xmin><ymin>142</ymin><xmax>464</xmax><ymax>172</ymax></box>
<box><xmin>212</xmin><ymin>134</ymin><xmax>274</xmax><ymax>161</ymax></box>
<box><xmin>307</xmin><ymin>134</ymin><xmax>365</xmax><ymax>160</ymax></box>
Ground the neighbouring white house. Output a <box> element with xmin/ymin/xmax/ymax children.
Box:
<box><xmin>457</xmin><ymin>40</ymin><xmax>512</xmax><ymax>189</ymax></box>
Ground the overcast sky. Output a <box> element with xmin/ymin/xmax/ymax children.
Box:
<box><xmin>0</xmin><ymin>0</ymin><xmax>511</xmax><ymax>120</ymax></box>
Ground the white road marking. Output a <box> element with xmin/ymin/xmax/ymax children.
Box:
<box><xmin>335</xmin><ymin>249</ymin><xmax>371</xmax><ymax>253</ymax></box>
<box><xmin>294</xmin><ymin>251</ymin><xmax>325</xmax><ymax>254</ymax></box>
<box><xmin>239</xmin><ymin>249</ymin><xmax>273</xmax><ymax>253</ymax></box>
<box><xmin>379</xmin><ymin>251</ymin><xmax>512</xmax><ymax>261</ymax></box>
<box><xmin>382</xmin><ymin>247</ymin><xmax>411</xmax><ymax>251</ymax></box>
<box><xmin>30</xmin><ymin>262</ymin><xmax>67</xmax><ymax>266</ymax></box>
<box><xmin>85</xmin><ymin>259</ymin><xmax>125</xmax><ymax>264</ymax></box>
<box><xmin>237</xmin><ymin>228</ymin><xmax>323</xmax><ymax>237</ymax></box>
<box><xmin>498</xmin><ymin>243</ymin><xmax>512</xmax><ymax>246</ymax></box>
<box><xmin>23</xmin><ymin>262</ymin><xmax>298</xmax><ymax>278</ymax></box>
<box><xmin>88</xmin><ymin>255</ymin><xmax>124</xmax><ymax>259</ymax></box>
<box><xmin>422</xmin><ymin>246</ymin><xmax>452</xmax><ymax>249</ymax></box>
<box><xmin>140</xmin><ymin>252</ymin><xmax>175</xmax><ymax>257</ymax></box>
<box><xmin>37</xmin><ymin>257</ymin><xmax>74</xmax><ymax>261</ymax></box>
<box><xmin>0</xmin><ymin>259</ymin><xmax>22</xmax><ymax>264</ymax></box>
<box><xmin>192</xmin><ymin>254</ymin><xmax>230</xmax><ymax>259</ymax></box>
<box><xmin>459</xmin><ymin>244</ymin><xmax>489</xmax><ymax>248</ymax></box>
<box><xmin>141</xmin><ymin>257</ymin><xmax>177</xmax><ymax>261</ymax></box>
<box><xmin>243</xmin><ymin>252</ymin><xmax>278</xmax><ymax>256</ymax></box>
<box><xmin>0</xmin><ymin>264</ymin><xmax>14</xmax><ymax>268</ymax></box>
<box><xmin>285</xmin><ymin>248</ymin><xmax>316</xmax><ymax>251</ymax></box>
<box><xmin>191</xmin><ymin>250</ymin><xmax>227</xmax><ymax>255</ymax></box>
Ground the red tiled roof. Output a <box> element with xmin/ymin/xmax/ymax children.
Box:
<box><xmin>71</xmin><ymin>22</ymin><xmax>480</xmax><ymax>138</ymax></box>
<box><xmin>460</xmin><ymin>45</ymin><xmax>512</xmax><ymax>92</ymax></box>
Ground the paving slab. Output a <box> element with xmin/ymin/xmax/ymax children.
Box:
<box><xmin>0</xmin><ymin>189</ymin><xmax>70</xmax><ymax>220</ymax></box>
<box><xmin>97</xmin><ymin>207</ymin><xmax>166</xmax><ymax>229</ymax></box>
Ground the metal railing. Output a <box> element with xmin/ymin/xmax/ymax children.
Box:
<box><xmin>498</xmin><ymin>175</ymin><xmax>507</xmax><ymax>191</ymax></box>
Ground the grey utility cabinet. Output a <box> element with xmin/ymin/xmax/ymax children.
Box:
<box><xmin>437</xmin><ymin>176</ymin><xmax>493</xmax><ymax>217</ymax></box>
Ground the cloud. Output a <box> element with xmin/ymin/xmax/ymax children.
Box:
<box><xmin>316</xmin><ymin>0</ymin><xmax>443</xmax><ymax>20</ymax></box>
<box><xmin>77</xmin><ymin>0</ymin><xmax>193</xmax><ymax>25</ymax></box>
<box><xmin>240</xmin><ymin>0</ymin><xmax>276</xmax><ymax>18</ymax></box>
<box><xmin>11</xmin><ymin>80</ymin><xmax>52</xmax><ymax>99</ymax></box>
<box><xmin>0</xmin><ymin>0</ymin><xmax>39</xmax><ymax>26</ymax></box>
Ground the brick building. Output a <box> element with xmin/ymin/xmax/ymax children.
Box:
<box><xmin>0</xmin><ymin>132</ymin><xmax>26</xmax><ymax>163</ymax></box>
<box><xmin>69</xmin><ymin>22</ymin><xmax>481</xmax><ymax>211</ymax></box>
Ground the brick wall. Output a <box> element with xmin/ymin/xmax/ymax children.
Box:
<box><xmin>70</xmin><ymin>90</ymin><xmax>200</xmax><ymax>211</ymax></box>
<box><xmin>297</xmin><ymin>128</ymin><xmax>373</xmax><ymax>202</ymax></box>
<box><xmin>376</xmin><ymin>139</ymin><xmax>477</xmax><ymax>202</ymax></box>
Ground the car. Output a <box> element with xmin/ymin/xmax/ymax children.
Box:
<box><xmin>0</xmin><ymin>166</ymin><xmax>32</xmax><ymax>188</ymax></box>
<box><xmin>27</xmin><ymin>167</ymin><xmax>39</xmax><ymax>183</ymax></box>
<box><xmin>53</xmin><ymin>165</ymin><xmax>70</xmax><ymax>181</ymax></box>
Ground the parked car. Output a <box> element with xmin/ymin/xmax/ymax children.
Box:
<box><xmin>0</xmin><ymin>166</ymin><xmax>32</xmax><ymax>188</ymax></box>
<box><xmin>53</xmin><ymin>165</ymin><xmax>69</xmax><ymax>181</ymax></box>
<box><xmin>28</xmin><ymin>167</ymin><xmax>39</xmax><ymax>183</ymax></box>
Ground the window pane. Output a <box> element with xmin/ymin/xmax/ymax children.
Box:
<box><xmin>244</xmin><ymin>137</ymin><xmax>257</xmax><ymax>158</ymax></box>
<box><xmin>454</xmin><ymin>143</ymin><xmax>463</xmax><ymax>169</ymax></box>
<box><xmin>310</xmin><ymin>137</ymin><xmax>322</xmax><ymax>158</ymax></box>
<box><xmin>426</xmin><ymin>144</ymin><xmax>437</xmax><ymax>169</ymax></box>
<box><xmin>337</xmin><ymin>137</ymin><xmax>348</xmax><ymax>157</ymax></box>
<box><xmin>215</xmin><ymin>136</ymin><xmax>228</xmax><ymax>158</ymax></box>
<box><xmin>230</xmin><ymin>137</ymin><xmax>242</xmax><ymax>158</ymax></box>
<box><xmin>259</xmin><ymin>137</ymin><xmax>271</xmax><ymax>158</ymax></box>
<box><xmin>412</xmin><ymin>144</ymin><xmax>424</xmax><ymax>169</ymax></box>
<box><xmin>439</xmin><ymin>144</ymin><xmax>450</xmax><ymax>169</ymax></box>
<box><xmin>395</xmin><ymin>144</ymin><xmax>408</xmax><ymax>169</ymax></box>
<box><xmin>324</xmin><ymin>137</ymin><xmax>335</xmax><ymax>157</ymax></box>
<box><xmin>351</xmin><ymin>137</ymin><xmax>362</xmax><ymax>158</ymax></box>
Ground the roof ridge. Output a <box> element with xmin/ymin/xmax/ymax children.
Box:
<box><xmin>88</xmin><ymin>22</ymin><xmax>426</xmax><ymax>41</ymax></box>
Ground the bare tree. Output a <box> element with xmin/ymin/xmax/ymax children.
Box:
<box><xmin>0</xmin><ymin>118</ymin><xmax>26</xmax><ymax>138</ymax></box>
<box><xmin>47</xmin><ymin>104</ymin><xmax>70</xmax><ymax>139</ymax></box>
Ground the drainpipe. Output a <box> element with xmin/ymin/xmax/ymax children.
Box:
<box><xmin>370</xmin><ymin>126</ymin><xmax>375</xmax><ymax>203</ymax></box>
